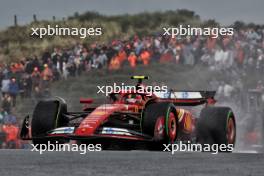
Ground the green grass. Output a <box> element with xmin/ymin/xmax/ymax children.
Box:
<box><xmin>0</xmin><ymin>9</ymin><xmax>213</xmax><ymax>63</ymax></box>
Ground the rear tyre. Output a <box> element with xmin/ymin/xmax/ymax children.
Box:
<box><xmin>31</xmin><ymin>100</ymin><xmax>68</xmax><ymax>146</ymax></box>
<box><xmin>196</xmin><ymin>106</ymin><xmax>236</xmax><ymax>152</ymax></box>
<box><xmin>142</xmin><ymin>102</ymin><xmax>178</xmax><ymax>150</ymax></box>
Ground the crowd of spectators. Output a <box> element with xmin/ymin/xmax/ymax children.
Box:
<box><xmin>0</xmin><ymin>26</ymin><xmax>263</xmax><ymax>148</ymax></box>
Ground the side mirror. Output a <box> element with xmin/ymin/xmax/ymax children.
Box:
<box><xmin>20</xmin><ymin>115</ymin><xmax>31</xmax><ymax>140</ymax></box>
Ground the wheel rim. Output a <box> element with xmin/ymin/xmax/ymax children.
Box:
<box><xmin>154</xmin><ymin>117</ymin><xmax>165</xmax><ymax>141</ymax></box>
<box><xmin>168</xmin><ymin>112</ymin><xmax>177</xmax><ymax>143</ymax></box>
<box><xmin>227</xmin><ymin>117</ymin><xmax>235</xmax><ymax>144</ymax></box>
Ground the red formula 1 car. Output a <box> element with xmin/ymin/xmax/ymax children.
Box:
<box><xmin>20</xmin><ymin>76</ymin><xmax>236</xmax><ymax>150</ymax></box>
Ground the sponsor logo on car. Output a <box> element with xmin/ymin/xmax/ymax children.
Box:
<box><xmin>101</xmin><ymin>127</ymin><xmax>132</xmax><ymax>136</ymax></box>
<box><xmin>50</xmin><ymin>127</ymin><xmax>75</xmax><ymax>134</ymax></box>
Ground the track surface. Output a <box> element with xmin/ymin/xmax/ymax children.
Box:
<box><xmin>0</xmin><ymin>150</ymin><xmax>263</xmax><ymax>176</ymax></box>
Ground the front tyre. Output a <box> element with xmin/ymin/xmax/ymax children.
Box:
<box><xmin>142</xmin><ymin>102</ymin><xmax>178</xmax><ymax>150</ymax></box>
<box><xmin>31</xmin><ymin>100</ymin><xmax>68</xmax><ymax>146</ymax></box>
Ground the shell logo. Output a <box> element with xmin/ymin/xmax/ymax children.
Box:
<box><xmin>177</xmin><ymin>109</ymin><xmax>185</xmax><ymax>122</ymax></box>
<box><xmin>184</xmin><ymin>115</ymin><xmax>192</xmax><ymax>132</ymax></box>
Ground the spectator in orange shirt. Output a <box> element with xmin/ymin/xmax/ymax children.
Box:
<box><xmin>10</xmin><ymin>63</ymin><xmax>17</xmax><ymax>73</ymax></box>
<box><xmin>109</xmin><ymin>56</ymin><xmax>120</xmax><ymax>70</ymax></box>
<box><xmin>140</xmin><ymin>50</ymin><xmax>151</xmax><ymax>66</ymax></box>
<box><xmin>15</xmin><ymin>62</ymin><xmax>24</xmax><ymax>73</ymax></box>
<box><xmin>2</xmin><ymin>123</ymin><xmax>19</xmax><ymax>149</ymax></box>
<box><xmin>41</xmin><ymin>64</ymin><xmax>53</xmax><ymax>93</ymax></box>
<box><xmin>128</xmin><ymin>52</ymin><xmax>137</xmax><ymax>68</ymax></box>
<box><xmin>117</xmin><ymin>49</ymin><xmax>127</xmax><ymax>65</ymax></box>
<box><xmin>32</xmin><ymin>67</ymin><xmax>41</xmax><ymax>86</ymax></box>
<box><xmin>41</xmin><ymin>64</ymin><xmax>53</xmax><ymax>81</ymax></box>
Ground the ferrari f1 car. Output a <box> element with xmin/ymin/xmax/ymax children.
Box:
<box><xmin>20</xmin><ymin>76</ymin><xmax>236</xmax><ymax>150</ymax></box>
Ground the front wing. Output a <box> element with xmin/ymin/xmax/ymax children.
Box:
<box><xmin>20</xmin><ymin>115</ymin><xmax>152</xmax><ymax>142</ymax></box>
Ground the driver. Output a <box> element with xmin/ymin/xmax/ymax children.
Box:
<box><xmin>125</xmin><ymin>94</ymin><xmax>143</xmax><ymax>105</ymax></box>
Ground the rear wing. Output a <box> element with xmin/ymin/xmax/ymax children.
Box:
<box><xmin>154</xmin><ymin>90</ymin><xmax>216</xmax><ymax>106</ymax></box>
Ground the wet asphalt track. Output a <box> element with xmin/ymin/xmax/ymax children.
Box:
<box><xmin>0</xmin><ymin>150</ymin><xmax>263</xmax><ymax>176</ymax></box>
